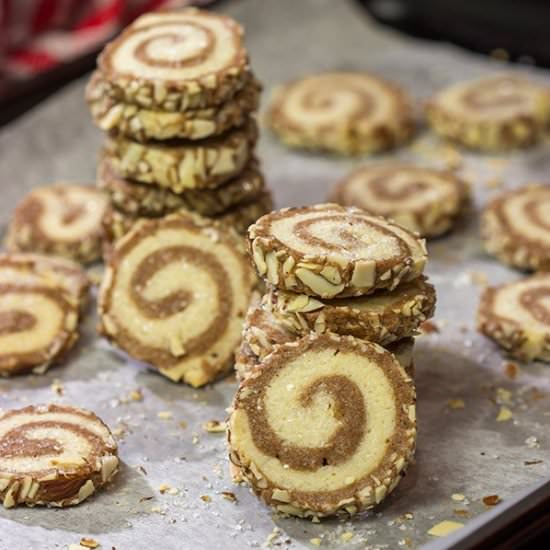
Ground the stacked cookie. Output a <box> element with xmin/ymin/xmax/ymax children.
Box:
<box><xmin>86</xmin><ymin>8</ymin><xmax>272</xmax><ymax>247</ymax></box>
<box><xmin>228</xmin><ymin>203</ymin><xmax>436</xmax><ymax>518</ymax></box>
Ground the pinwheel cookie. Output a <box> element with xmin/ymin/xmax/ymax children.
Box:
<box><xmin>0</xmin><ymin>404</ymin><xmax>118</xmax><ymax>508</ymax></box>
<box><xmin>96</xmin><ymin>8</ymin><xmax>251</xmax><ymax>112</ymax></box>
<box><xmin>98</xmin><ymin>211</ymin><xmax>255</xmax><ymax>386</ymax></box>
<box><xmin>264</xmin><ymin>275</ymin><xmax>435</xmax><ymax>344</ymax></box>
<box><xmin>88</xmin><ymin>71</ymin><xmax>261</xmax><ymax>141</ymax></box>
<box><xmin>481</xmin><ymin>184</ymin><xmax>550</xmax><ymax>271</ymax></box>
<box><xmin>5</xmin><ymin>184</ymin><xmax>108</xmax><ymax>264</ymax></box>
<box><xmin>103</xmin><ymin>119</ymin><xmax>257</xmax><ymax>192</ymax></box>
<box><xmin>267</xmin><ymin>72</ymin><xmax>414</xmax><ymax>155</ymax></box>
<box><xmin>331</xmin><ymin>164</ymin><xmax>470</xmax><ymax>238</ymax></box>
<box><xmin>247</xmin><ymin>204</ymin><xmax>427</xmax><ymax>298</ymax></box>
<box><xmin>478</xmin><ymin>274</ymin><xmax>550</xmax><ymax>362</ymax></box>
<box><xmin>98</xmin><ymin>156</ymin><xmax>266</xmax><ymax>217</ymax></box>
<box><xmin>426</xmin><ymin>75</ymin><xmax>550</xmax><ymax>151</ymax></box>
<box><xmin>228</xmin><ymin>333</ymin><xmax>417</xmax><ymax>518</ymax></box>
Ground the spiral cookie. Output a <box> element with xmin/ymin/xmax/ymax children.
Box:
<box><xmin>330</xmin><ymin>164</ymin><xmax>470</xmax><ymax>238</ymax></box>
<box><xmin>0</xmin><ymin>404</ymin><xmax>118</xmax><ymax>508</ymax></box>
<box><xmin>97</xmin><ymin>8</ymin><xmax>251</xmax><ymax>112</ymax></box>
<box><xmin>426</xmin><ymin>75</ymin><xmax>550</xmax><ymax>150</ymax></box>
<box><xmin>478</xmin><ymin>274</ymin><xmax>550</xmax><ymax>362</ymax></box>
<box><xmin>98</xmin><ymin>155</ymin><xmax>265</xmax><ymax>217</ymax></box>
<box><xmin>103</xmin><ymin>119</ymin><xmax>257</xmax><ymax>192</ymax></box>
<box><xmin>267</xmin><ymin>72</ymin><xmax>414</xmax><ymax>155</ymax></box>
<box><xmin>248</xmin><ymin>204</ymin><xmax>427</xmax><ymax>298</ymax></box>
<box><xmin>0</xmin><ymin>253</ymin><xmax>89</xmax><ymax>308</ymax></box>
<box><xmin>265</xmin><ymin>276</ymin><xmax>435</xmax><ymax>344</ymax></box>
<box><xmin>88</xmin><ymin>71</ymin><xmax>260</xmax><ymax>141</ymax></box>
<box><xmin>5</xmin><ymin>184</ymin><xmax>108</xmax><ymax>264</ymax></box>
<box><xmin>228</xmin><ymin>333</ymin><xmax>416</xmax><ymax>518</ymax></box>
<box><xmin>98</xmin><ymin>211</ymin><xmax>255</xmax><ymax>386</ymax></box>
<box><xmin>481</xmin><ymin>184</ymin><xmax>550</xmax><ymax>271</ymax></box>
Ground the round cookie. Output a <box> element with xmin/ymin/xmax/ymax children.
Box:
<box><xmin>103</xmin><ymin>119</ymin><xmax>257</xmax><ymax>192</ymax></box>
<box><xmin>5</xmin><ymin>184</ymin><xmax>108</xmax><ymax>264</ymax></box>
<box><xmin>426</xmin><ymin>75</ymin><xmax>550</xmax><ymax>151</ymax></box>
<box><xmin>98</xmin><ymin>210</ymin><xmax>255</xmax><ymax>387</ymax></box>
<box><xmin>88</xmin><ymin>71</ymin><xmax>261</xmax><ymax>141</ymax></box>
<box><xmin>267</xmin><ymin>72</ymin><xmax>414</xmax><ymax>155</ymax></box>
<box><xmin>265</xmin><ymin>275</ymin><xmax>435</xmax><ymax>344</ymax></box>
<box><xmin>481</xmin><ymin>184</ymin><xmax>550</xmax><ymax>271</ymax></box>
<box><xmin>330</xmin><ymin>164</ymin><xmax>470</xmax><ymax>238</ymax></box>
<box><xmin>0</xmin><ymin>404</ymin><xmax>118</xmax><ymax>508</ymax></box>
<box><xmin>97</xmin><ymin>8</ymin><xmax>251</xmax><ymax>112</ymax></box>
<box><xmin>0</xmin><ymin>253</ymin><xmax>89</xmax><ymax>308</ymax></box>
<box><xmin>478</xmin><ymin>274</ymin><xmax>550</xmax><ymax>362</ymax></box>
<box><xmin>248</xmin><ymin>203</ymin><xmax>427</xmax><ymax>298</ymax></box>
<box><xmin>98</xmin><ymin>156</ymin><xmax>265</xmax><ymax>217</ymax></box>
<box><xmin>102</xmin><ymin>190</ymin><xmax>273</xmax><ymax>246</ymax></box>
<box><xmin>228</xmin><ymin>333</ymin><xmax>416</xmax><ymax>518</ymax></box>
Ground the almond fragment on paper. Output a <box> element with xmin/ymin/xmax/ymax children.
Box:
<box><xmin>483</xmin><ymin>495</ymin><xmax>501</xmax><ymax>506</ymax></box>
<box><xmin>340</xmin><ymin>532</ymin><xmax>354</xmax><ymax>542</ymax></box>
<box><xmin>428</xmin><ymin>520</ymin><xmax>464</xmax><ymax>537</ymax></box>
<box><xmin>221</xmin><ymin>491</ymin><xmax>237</xmax><ymax>503</ymax></box>
<box><xmin>157</xmin><ymin>411</ymin><xmax>173</xmax><ymax>420</ymax></box>
<box><xmin>503</xmin><ymin>361</ymin><xmax>519</xmax><ymax>379</ymax></box>
<box><xmin>202</xmin><ymin>419</ymin><xmax>226</xmax><ymax>433</ymax></box>
<box><xmin>80</xmin><ymin>539</ymin><xmax>100</xmax><ymax>549</ymax></box>
<box><xmin>448</xmin><ymin>399</ymin><xmax>465</xmax><ymax>409</ymax></box>
<box><xmin>420</xmin><ymin>320</ymin><xmax>439</xmax><ymax>334</ymax></box>
<box><xmin>496</xmin><ymin>406</ymin><xmax>513</xmax><ymax>422</ymax></box>
<box><xmin>451</xmin><ymin>493</ymin><xmax>465</xmax><ymax>502</ymax></box>
<box><xmin>309</xmin><ymin>539</ymin><xmax>321</xmax><ymax>547</ymax></box>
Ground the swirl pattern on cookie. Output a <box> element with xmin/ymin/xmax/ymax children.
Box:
<box><xmin>88</xmin><ymin>71</ymin><xmax>260</xmax><ymax>141</ymax></box>
<box><xmin>478</xmin><ymin>274</ymin><xmax>550</xmax><ymax>362</ymax></box>
<box><xmin>481</xmin><ymin>184</ymin><xmax>550</xmax><ymax>271</ymax></box>
<box><xmin>103</xmin><ymin>119</ymin><xmax>257</xmax><ymax>192</ymax></box>
<box><xmin>331</xmin><ymin>164</ymin><xmax>470</xmax><ymax>237</ymax></box>
<box><xmin>0</xmin><ymin>404</ymin><xmax>118</xmax><ymax>508</ymax></box>
<box><xmin>426</xmin><ymin>75</ymin><xmax>550</xmax><ymax>150</ymax></box>
<box><xmin>6</xmin><ymin>184</ymin><xmax>108</xmax><ymax>264</ymax></box>
<box><xmin>0</xmin><ymin>253</ymin><xmax>89</xmax><ymax>308</ymax></box>
<box><xmin>265</xmin><ymin>276</ymin><xmax>435</xmax><ymax>344</ymax></box>
<box><xmin>98</xmin><ymin>156</ymin><xmax>265</xmax><ymax>217</ymax></box>
<box><xmin>228</xmin><ymin>333</ymin><xmax>416</xmax><ymax>517</ymax></box>
<box><xmin>97</xmin><ymin>9</ymin><xmax>250</xmax><ymax>111</ymax></box>
<box><xmin>98</xmin><ymin>211</ymin><xmax>254</xmax><ymax>386</ymax></box>
<box><xmin>267</xmin><ymin>72</ymin><xmax>414</xmax><ymax>155</ymax></box>
<box><xmin>248</xmin><ymin>204</ymin><xmax>427</xmax><ymax>298</ymax></box>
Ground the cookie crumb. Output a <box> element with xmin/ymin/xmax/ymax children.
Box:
<box><xmin>309</xmin><ymin>538</ymin><xmax>322</xmax><ymax>547</ymax></box>
<box><xmin>448</xmin><ymin>399</ymin><xmax>465</xmax><ymax>410</ymax></box>
<box><xmin>496</xmin><ymin>406</ymin><xmax>513</xmax><ymax>422</ymax></box>
<box><xmin>202</xmin><ymin>419</ymin><xmax>226</xmax><ymax>433</ymax></box>
<box><xmin>421</xmin><ymin>320</ymin><xmax>439</xmax><ymax>334</ymax></box>
<box><xmin>80</xmin><ymin>539</ymin><xmax>100</xmax><ymax>549</ymax></box>
<box><xmin>221</xmin><ymin>491</ymin><xmax>238</xmax><ymax>503</ymax></box>
<box><xmin>428</xmin><ymin>520</ymin><xmax>464</xmax><ymax>537</ymax></box>
<box><xmin>483</xmin><ymin>495</ymin><xmax>501</xmax><ymax>506</ymax></box>
<box><xmin>503</xmin><ymin>361</ymin><xmax>519</xmax><ymax>379</ymax></box>
<box><xmin>157</xmin><ymin>411</ymin><xmax>173</xmax><ymax>420</ymax></box>
<box><xmin>451</xmin><ymin>493</ymin><xmax>465</xmax><ymax>502</ymax></box>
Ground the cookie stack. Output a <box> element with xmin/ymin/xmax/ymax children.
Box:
<box><xmin>85</xmin><ymin>8</ymin><xmax>272</xmax><ymax>248</ymax></box>
<box><xmin>228</xmin><ymin>203</ymin><xmax>436</xmax><ymax>519</ymax></box>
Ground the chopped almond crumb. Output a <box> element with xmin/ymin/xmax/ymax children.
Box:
<box><xmin>454</xmin><ymin>509</ymin><xmax>470</xmax><ymax>518</ymax></box>
<box><xmin>221</xmin><ymin>491</ymin><xmax>237</xmax><ymax>503</ymax></box>
<box><xmin>428</xmin><ymin>520</ymin><xmax>464</xmax><ymax>537</ymax></box>
<box><xmin>79</xmin><ymin>539</ymin><xmax>100</xmax><ymax>549</ymax></box>
<box><xmin>202</xmin><ymin>419</ymin><xmax>226</xmax><ymax>433</ymax></box>
<box><xmin>158</xmin><ymin>484</ymin><xmax>171</xmax><ymax>494</ymax></box>
<box><xmin>179</xmin><ymin>420</ymin><xmax>188</xmax><ymax>429</ymax></box>
<box><xmin>496</xmin><ymin>406</ymin><xmax>513</xmax><ymax>422</ymax></box>
<box><xmin>310</xmin><ymin>538</ymin><xmax>322</xmax><ymax>547</ymax></box>
<box><xmin>200</xmin><ymin>495</ymin><xmax>211</xmax><ymax>503</ymax></box>
<box><xmin>421</xmin><ymin>320</ymin><xmax>439</xmax><ymax>334</ymax></box>
<box><xmin>496</xmin><ymin>388</ymin><xmax>513</xmax><ymax>404</ymax></box>
<box><xmin>340</xmin><ymin>532</ymin><xmax>354</xmax><ymax>542</ymax></box>
<box><xmin>128</xmin><ymin>389</ymin><xmax>143</xmax><ymax>401</ymax></box>
<box><xmin>448</xmin><ymin>399</ymin><xmax>465</xmax><ymax>410</ymax></box>
<box><xmin>504</xmin><ymin>362</ymin><xmax>519</xmax><ymax>379</ymax></box>
<box><xmin>451</xmin><ymin>493</ymin><xmax>465</xmax><ymax>502</ymax></box>
<box><xmin>157</xmin><ymin>411</ymin><xmax>172</xmax><ymax>420</ymax></box>
<box><xmin>483</xmin><ymin>495</ymin><xmax>501</xmax><ymax>506</ymax></box>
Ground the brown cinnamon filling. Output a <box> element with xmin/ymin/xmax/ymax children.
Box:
<box><xmin>519</xmin><ymin>287</ymin><xmax>550</xmax><ymax>325</ymax></box>
<box><xmin>524</xmin><ymin>197</ymin><xmax>550</xmax><ymax>233</ymax></box>
<box><xmin>369</xmin><ymin>171</ymin><xmax>429</xmax><ymax>201</ymax></box>
<box><xmin>0</xmin><ymin>310</ymin><xmax>36</xmax><ymax>335</ymax></box>
<box><xmin>242</xmin><ymin>374</ymin><xmax>365</xmax><ymax>471</ymax></box>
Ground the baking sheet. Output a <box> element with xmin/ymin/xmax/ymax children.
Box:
<box><xmin>0</xmin><ymin>0</ymin><xmax>549</xmax><ymax>548</ymax></box>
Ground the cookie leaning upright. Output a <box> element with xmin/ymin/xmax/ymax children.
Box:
<box><xmin>426</xmin><ymin>74</ymin><xmax>550</xmax><ymax>151</ymax></box>
<box><xmin>266</xmin><ymin>72</ymin><xmax>415</xmax><ymax>155</ymax></box>
<box><xmin>247</xmin><ymin>204</ymin><xmax>428</xmax><ymax>298</ymax></box>
<box><xmin>98</xmin><ymin>210</ymin><xmax>255</xmax><ymax>387</ymax></box>
<box><xmin>228</xmin><ymin>333</ymin><xmax>416</xmax><ymax>518</ymax></box>
<box><xmin>481</xmin><ymin>184</ymin><xmax>550</xmax><ymax>271</ymax></box>
<box><xmin>0</xmin><ymin>404</ymin><xmax>118</xmax><ymax>508</ymax></box>
<box><xmin>477</xmin><ymin>274</ymin><xmax>550</xmax><ymax>362</ymax></box>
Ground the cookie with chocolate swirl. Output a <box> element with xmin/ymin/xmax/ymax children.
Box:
<box><xmin>5</xmin><ymin>184</ymin><xmax>108</xmax><ymax>264</ymax></box>
<box><xmin>98</xmin><ymin>156</ymin><xmax>266</xmax><ymax>218</ymax></box>
<box><xmin>267</xmin><ymin>72</ymin><xmax>414</xmax><ymax>155</ymax></box>
<box><xmin>481</xmin><ymin>184</ymin><xmax>550</xmax><ymax>271</ymax></box>
<box><xmin>96</xmin><ymin>8</ymin><xmax>251</xmax><ymax>112</ymax></box>
<box><xmin>478</xmin><ymin>274</ymin><xmax>550</xmax><ymax>362</ymax></box>
<box><xmin>0</xmin><ymin>404</ymin><xmax>118</xmax><ymax>508</ymax></box>
<box><xmin>88</xmin><ymin>71</ymin><xmax>261</xmax><ymax>142</ymax></box>
<box><xmin>103</xmin><ymin>119</ymin><xmax>257</xmax><ymax>192</ymax></box>
<box><xmin>426</xmin><ymin>75</ymin><xmax>550</xmax><ymax>151</ymax></box>
<box><xmin>330</xmin><ymin>164</ymin><xmax>470</xmax><ymax>238</ymax></box>
<box><xmin>248</xmin><ymin>204</ymin><xmax>427</xmax><ymax>298</ymax></box>
<box><xmin>228</xmin><ymin>333</ymin><xmax>416</xmax><ymax>518</ymax></box>
<box><xmin>98</xmin><ymin>210</ymin><xmax>255</xmax><ymax>386</ymax></box>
